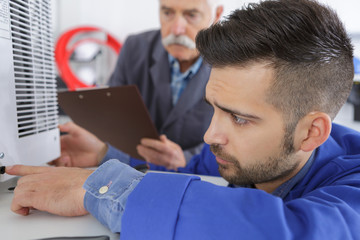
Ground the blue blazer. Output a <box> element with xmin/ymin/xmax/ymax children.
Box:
<box><xmin>122</xmin><ymin>123</ymin><xmax>360</xmax><ymax>239</ymax></box>
<box><xmin>108</xmin><ymin>30</ymin><xmax>213</xmax><ymax>159</ymax></box>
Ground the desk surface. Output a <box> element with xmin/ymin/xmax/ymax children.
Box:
<box><xmin>0</xmin><ymin>172</ymin><xmax>227</xmax><ymax>240</ymax></box>
<box><xmin>0</xmin><ymin>182</ymin><xmax>120</xmax><ymax>240</ymax></box>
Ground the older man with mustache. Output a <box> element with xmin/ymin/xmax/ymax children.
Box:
<box><xmin>53</xmin><ymin>0</ymin><xmax>224</xmax><ymax>170</ymax></box>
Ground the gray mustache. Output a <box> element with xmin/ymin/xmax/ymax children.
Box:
<box><xmin>162</xmin><ymin>34</ymin><xmax>196</xmax><ymax>49</ymax></box>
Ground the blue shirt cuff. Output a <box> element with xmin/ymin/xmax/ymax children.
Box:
<box><xmin>83</xmin><ymin>159</ymin><xmax>144</xmax><ymax>233</ymax></box>
<box><xmin>100</xmin><ymin>143</ymin><xmax>130</xmax><ymax>165</ymax></box>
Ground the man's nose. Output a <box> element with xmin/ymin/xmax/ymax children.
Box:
<box><xmin>171</xmin><ymin>15</ymin><xmax>187</xmax><ymax>36</ymax></box>
<box><xmin>204</xmin><ymin>116</ymin><xmax>228</xmax><ymax>146</ymax></box>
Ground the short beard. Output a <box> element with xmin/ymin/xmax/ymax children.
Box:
<box><xmin>210</xmin><ymin>126</ymin><xmax>299</xmax><ymax>186</ymax></box>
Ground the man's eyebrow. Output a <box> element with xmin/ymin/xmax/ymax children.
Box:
<box><xmin>161</xmin><ymin>6</ymin><xmax>172</xmax><ymax>10</ymax></box>
<box><xmin>161</xmin><ymin>6</ymin><xmax>200</xmax><ymax>13</ymax></box>
<box><xmin>204</xmin><ymin>97</ymin><xmax>261</xmax><ymax>120</ymax></box>
<box><xmin>184</xmin><ymin>9</ymin><xmax>201</xmax><ymax>13</ymax></box>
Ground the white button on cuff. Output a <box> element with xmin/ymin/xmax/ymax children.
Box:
<box><xmin>99</xmin><ymin>186</ymin><xmax>109</xmax><ymax>194</ymax></box>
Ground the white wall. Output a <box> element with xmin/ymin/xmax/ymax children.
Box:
<box><xmin>53</xmin><ymin>0</ymin><xmax>360</xmax><ymax>45</ymax></box>
<box><xmin>238</xmin><ymin>0</ymin><xmax>360</xmax><ymax>33</ymax></box>
<box><xmin>320</xmin><ymin>0</ymin><xmax>360</xmax><ymax>33</ymax></box>
<box><xmin>53</xmin><ymin>0</ymin><xmax>157</xmax><ymax>42</ymax></box>
<box><xmin>53</xmin><ymin>0</ymin><xmax>245</xmax><ymax>43</ymax></box>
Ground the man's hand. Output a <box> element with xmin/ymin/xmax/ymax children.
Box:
<box><xmin>49</xmin><ymin>122</ymin><xmax>107</xmax><ymax>167</ymax></box>
<box><xmin>6</xmin><ymin>165</ymin><xmax>92</xmax><ymax>216</ymax></box>
<box><xmin>136</xmin><ymin>135</ymin><xmax>186</xmax><ymax>170</ymax></box>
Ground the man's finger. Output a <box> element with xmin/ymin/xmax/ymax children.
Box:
<box><xmin>140</xmin><ymin>138</ymin><xmax>170</xmax><ymax>153</ymax></box>
<box><xmin>137</xmin><ymin>145</ymin><xmax>158</xmax><ymax>159</ymax></box>
<box><xmin>59</xmin><ymin>121</ymin><xmax>79</xmax><ymax>134</ymax></box>
<box><xmin>5</xmin><ymin>165</ymin><xmax>53</xmax><ymax>176</ymax></box>
<box><xmin>159</xmin><ymin>135</ymin><xmax>168</xmax><ymax>142</ymax></box>
<box><xmin>50</xmin><ymin>155</ymin><xmax>71</xmax><ymax>167</ymax></box>
<box><xmin>137</xmin><ymin>145</ymin><xmax>166</xmax><ymax>165</ymax></box>
<box><xmin>47</xmin><ymin>160</ymin><xmax>56</xmax><ymax>166</ymax></box>
<box><xmin>11</xmin><ymin>191</ymin><xmax>37</xmax><ymax>216</ymax></box>
<box><xmin>58</xmin><ymin>122</ymin><xmax>71</xmax><ymax>133</ymax></box>
<box><xmin>140</xmin><ymin>138</ymin><xmax>162</xmax><ymax>148</ymax></box>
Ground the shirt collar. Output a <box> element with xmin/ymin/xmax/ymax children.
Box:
<box><xmin>271</xmin><ymin>150</ymin><xmax>316</xmax><ymax>198</ymax></box>
<box><xmin>168</xmin><ymin>54</ymin><xmax>203</xmax><ymax>78</ymax></box>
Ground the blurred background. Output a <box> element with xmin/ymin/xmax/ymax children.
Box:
<box><xmin>51</xmin><ymin>0</ymin><xmax>360</xmax><ymax>45</ymax></box>
<box><xmin>52</xmin><ymin>0</ymin><xmax>360</xmax><ymax>130</ymax></box>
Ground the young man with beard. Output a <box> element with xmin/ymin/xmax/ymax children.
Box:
<box><xmin>7</xmin><ymin>0</ymin><xmax>360</xmax><ymax>238</ymax></box>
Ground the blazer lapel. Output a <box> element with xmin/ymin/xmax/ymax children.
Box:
<box><xmin>149</xmin><ymin>34</ymin><xmax>173</xmax><ymax>129</ymax></box>
<box><xmin>161</xmin><ymin>63</ymin><xmax>211</xmax><ymax>130</ymax></box>
<box><xmin>149</xmin><ymin>35</ymin><xmax>171</xmax><ymax>100</ymax></box>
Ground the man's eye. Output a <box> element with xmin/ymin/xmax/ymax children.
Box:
<box><xmin>185</xmin><ymin>12</ymin><xmax>201</xmax><ymax>24</ymax></box>
<box><xmin>231</xmin><ymin>114</ymin><xmax>248</xmax><ymax>126</ymax></box>
<box><xmin>162</xmin><ymin>10</ymin><xmax>173</xmax><ymax>18</ymax></box>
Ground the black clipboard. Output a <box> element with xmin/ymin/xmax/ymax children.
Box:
<box><xmin>57</xmin><ymin>85</ymin><xmax>159</xmax><ymax>160</ymax></box>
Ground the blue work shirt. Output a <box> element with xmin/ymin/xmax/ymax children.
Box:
<box><xmin>84</xmin><ymin>144</ymin><xmax>316</xmax><ymax>232</ymax></box>
<box><xmin>82</xmin><ymin>123</ymin><xmax>360</xmax><ymax>239</ymax></box>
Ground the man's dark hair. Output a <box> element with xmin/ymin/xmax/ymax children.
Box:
<box><xmin>196</xmin><ymin>0</ymin><xmax>354</xmax><ymax>128</ymax></box>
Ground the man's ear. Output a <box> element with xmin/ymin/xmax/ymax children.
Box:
<box><xmin>295</xmin><ymin>112</ymin><xmax>332</xmax><ymax>152</ymax></box>
<box><xmin>214</xmin><ymin>6</ymin><xmax>224</xmax><ymax>23</ymax></box>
